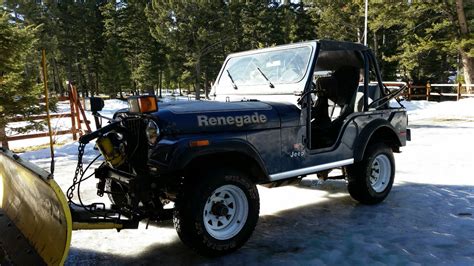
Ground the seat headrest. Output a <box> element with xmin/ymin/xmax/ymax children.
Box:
<box><xmin>316</xmin><ymin>76</ymin><xmax>338</xmax><ymax>99</ymax></box>
<box><xmin>333</xmin><ymin>66</ymin><xmax>360</xmax><ymax>106</ymax></box>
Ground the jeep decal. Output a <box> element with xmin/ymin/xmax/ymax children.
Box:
<box><xmin>197</xmin><ymin>112</ymin><xmax>267</xmax><ymax>127</ymax></box>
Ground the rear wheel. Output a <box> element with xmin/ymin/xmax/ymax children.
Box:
<box><xmin>173</xmin><ymin>169</ymin><xmax>259</xmax><ymax>256</ymax></box>
<box><xmin>347</xmin><ymin>143</ymin><xmax>395</xmax><ymax>204</ymax></box>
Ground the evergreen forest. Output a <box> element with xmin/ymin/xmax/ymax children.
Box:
<box><xmin>1</xmin><ymin>0</ymin><xmax>473</xmax><ymax>103</ymax></box>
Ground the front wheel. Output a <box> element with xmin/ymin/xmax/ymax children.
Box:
<box><xmin>173</xmin><ymin>169</ymin><xmax>260</xmax><ymax>256</ymax></box>
<box><xmin>347</xmin><ymin>143</ymin><xmax>395</xmax><ymax>204</ymax></box>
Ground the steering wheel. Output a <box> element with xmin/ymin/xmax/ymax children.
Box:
<box><xmin>279</xmin><ymin>53</ymin><xmax>304</xmax><ymax>82</ymax></box>
<box><xmin>286</xmin><ymin>53</ymin><xmax>303</xmax><ymax>73</ymax></box>
<box><xmin>229</xmin><ymin>58</ymin><xmax>261</xmax><ymax>83</ymax></box>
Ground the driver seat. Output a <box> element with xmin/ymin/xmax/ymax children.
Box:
<box><xmin>326</xmin><ymin>66</ymin><xmax>360</xmax><ymax>137</ymax></box>
<box><xmin>311</xmin><ymin>67</ymin><xmax>359</xmax><ymax>149</ymax></box>
<box><xmin>311</xmin><ymin>76</ymin><xmax>337</xmax><ymax>148</ymax></box>
<box><xmin>312</xmin><ymin>76</ymin><xmax>337</xmax><ymax>127</ymax></box>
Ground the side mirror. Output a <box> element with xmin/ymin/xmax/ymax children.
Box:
<box><xmin>85</xmin><ymin>97</ymin><xmax>105</xmax><ymax>112</ymax></box>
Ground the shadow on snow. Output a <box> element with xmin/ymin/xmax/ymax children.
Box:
<box><xmin>66</xmin><ymin>181</ymin><xmax>474</xmax><ymax>265</ymax></box>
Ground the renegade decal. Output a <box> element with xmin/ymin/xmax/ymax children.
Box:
<box><xmin>197</xmin><ymin>113</ymin><xmax>267</xmax><ymax>127</ymax></box>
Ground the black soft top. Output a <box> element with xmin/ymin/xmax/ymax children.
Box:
<box><xmin>317</xmin><ymin>40</ymin><xmax>369</xmax><ymax>52</ymax></box>
<box><xmin>315</xmin><ymin>40</ymin><xmax>367</xmax><ymax>71</ymax></box>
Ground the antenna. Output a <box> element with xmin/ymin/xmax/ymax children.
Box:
<box><xmin>364</xmin><ymin>0</ymin><xmax>368</xmax><ymax>46</ymax></box>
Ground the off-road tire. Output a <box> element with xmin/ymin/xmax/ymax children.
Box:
<box><xmin>347</xmin><ymin>143</ymin><xmax>395</xmax><ymax>205</ymax></box>
<box><xmin>173</xmin><ymin>169</ymin><xmax>259</xmax><ymax>257</ymax></box>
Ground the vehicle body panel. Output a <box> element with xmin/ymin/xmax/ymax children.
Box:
<box><xmin>145</xmin><ymin>40</ymin><xmax>408</xmax><ymax>183</ymax></box>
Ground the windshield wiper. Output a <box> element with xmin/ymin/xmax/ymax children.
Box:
<box><xmin>226</xmin><ymin>70</ymin><xmax>238</xmax><ymax>90</ymax></box>
<box><xmin>256</xmin><ymin>67</ymin><xmax>275</xmax><ymax>88</ymax></box>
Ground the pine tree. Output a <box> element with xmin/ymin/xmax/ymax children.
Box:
<box><xmin>0</xmin><ymin>12</ymin><xmax>43</xmax><ymax>147</ymax></box>
<box><xmin>373</xmin><ymin>2</ymin><xmax>472</xmax><ymax>84</ymax></box>
<box><xmin>309</xmin><ymin>1</ymin><xmax>365</xmax><ymax>42</ymax></box>
<box><xmin>101</xmin><ymin>41</ymin><xmax>131</xmax><ymax>98</ymax></box>
<box><xmin>286</xmin><ymin>2</ymin><xmax>316</xmax><ymax>43</ymax></box>
<box><xmin>116</xmin><ymin>0</ymin><xmax>164</xmax><ymax>95</ymax></box>
<box><xmin>100</xmin><ymin>1</ymin><xmax>131</xmax><ymax>97</ymax></box>
<box><xmin>455</xmin><ymin>0</ymin><xmax>474</xmax><ymax>88</ymax></box>
<box><xmin>148</xmin><ymin>1</ymin><xmax>229</xmax><ymax>100</ymax></box>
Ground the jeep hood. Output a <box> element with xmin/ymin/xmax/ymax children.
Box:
<box><xmin>153</xmin><ymin>101</ymin><xmax>296</xmax><ymax>135</ymax></box>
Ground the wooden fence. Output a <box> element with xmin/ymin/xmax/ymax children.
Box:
<box><xmin>2</xmin><ymin>84</ymin><xmax>91</xmax><ymax>149</ymax></box>
<box><xmin>403</xmin><ymin>82</ymin><xmax>474</xmax><ymax>101</ymax></box>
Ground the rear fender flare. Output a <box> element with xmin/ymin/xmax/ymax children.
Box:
<box><xmin>353</xmin><ymin>119</ymin><xmax>402</xmax><ymax>162</ymax></box>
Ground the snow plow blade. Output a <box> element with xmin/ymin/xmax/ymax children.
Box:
<box><xmin>0</xmin><ymin>148</ymin><xmax>72</xmax><ymax>266</ymax></box>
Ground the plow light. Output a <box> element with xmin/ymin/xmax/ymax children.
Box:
<box><xmin>128</xmin><ymin>95</ymin><xmax>158</xmax><ymax>113</ymax></box>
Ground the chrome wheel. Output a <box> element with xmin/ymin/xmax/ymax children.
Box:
<box><xmin>370</xmin><ymin>154</ymin><xmax>391</xmax><ymax>193</ymax></box>
<box><xmin>203</xmin><ymin>184</ymin><xmax>248</xmax><ymax>240</ymax></box>
<box><xmin>347</xmin><ymin>143</ymin><xmax>395</xmax><ymax>205</ymax></box>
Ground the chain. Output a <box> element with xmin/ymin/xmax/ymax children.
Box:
<box><xmin>67</xmin><ymin>142</ymin><xmax>86</xmax><ymax>202</ymax></box>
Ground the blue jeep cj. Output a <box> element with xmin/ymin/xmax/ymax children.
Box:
<box><xmin>74</xmin><ymin>40</ymin><xmax>410</xmax><ymax>256</ymax></box>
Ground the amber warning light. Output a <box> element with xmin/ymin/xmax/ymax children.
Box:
<box><xmin>128</xmin><ymin>95</ymin><xmax>158</xmax><ymax>113</ymax></box>
<box><xmin>189</xmin><ymin>140</ymin><xmax>210</xmax><ymax>147</ymax></box>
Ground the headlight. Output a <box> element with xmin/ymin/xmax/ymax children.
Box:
<box><xmin>146</xmin><ymin>120</ymin><xmax>160</xmax><ymax>146</ymax></box>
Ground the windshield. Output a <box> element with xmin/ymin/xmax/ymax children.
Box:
<box><xmin>216</xmin><ymin>46</ymin><xmax>313</xmax><ymax>95</ymax></box>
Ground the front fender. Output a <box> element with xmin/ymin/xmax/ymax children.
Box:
<box><xmin>166</xmin><ymin>136</ymin><xmax>268</xmax><ymax>177</ymax></box>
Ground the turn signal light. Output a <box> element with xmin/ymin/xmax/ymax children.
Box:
<box><xmin>128</xmin><ymin>95</ymin><xmax>158</xmax><ymax>113</ymax></box>
<box><xmin>189</xmin><ymin>140</ymin><xmax>210</xmax><ymax>147</ymax></box>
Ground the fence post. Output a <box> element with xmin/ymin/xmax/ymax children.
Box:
<box><xmin>426</xmin><ymin>81</ymin><xmax>431</xmax><ymax>101</ymax></box>
<box><xmin>407</xmin><ymin>82</ymin><xmax>412</xmax><ymax>101</ymax></box>
<box><xmin>440</xmin><ymin>84</ymin><xmax>443</xmax><ymax>102</ymax></box>
<box><xmin>72</xmin><ymin>85</ymin><xmax>91</xmax><ymax>133</ymax></box>
<box><xmin>68</xmin><ymin>85</ymin><xmax>78</xmax><ymax>141</ymax></box>
<box><xmin>72</xmin><ymin>86</ymin><xmax>83</xmax><ymax>136</ymax></box>
<box><xmin>457</xmin><ymin>82</ymin><xmax>462</xmax><ymax>101</ymax></box>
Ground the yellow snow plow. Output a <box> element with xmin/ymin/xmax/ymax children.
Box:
<box><xmin>0</xmin><ymin>148</ymin><xmax>71</xmax><ymax>265</ymax></box>
<box><xmin>0</xmin><ymin>147</ymin><xmax>138</xmax><ymax>265</ymax></box>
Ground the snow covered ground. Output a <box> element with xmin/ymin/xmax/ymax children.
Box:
<box><xmin>13</xmin><ymin>98</ymin><xmax>474</xmax><ymax>265</ymax></box>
